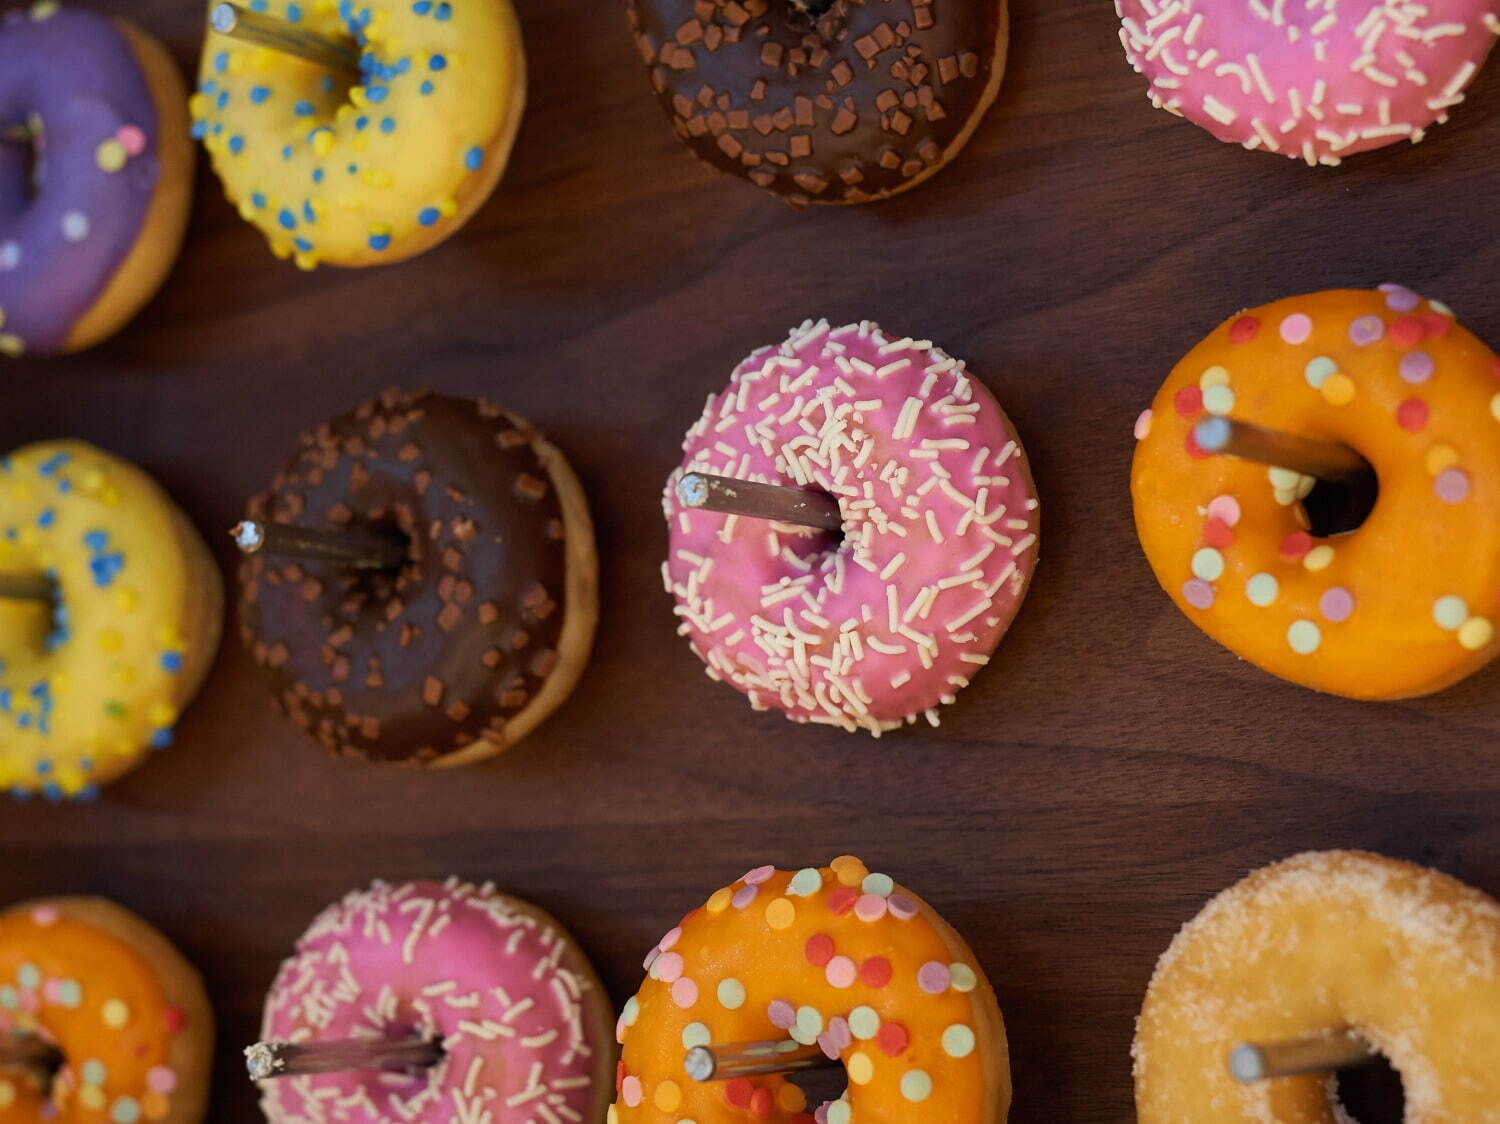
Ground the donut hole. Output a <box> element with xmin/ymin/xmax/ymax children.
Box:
<box><xmin>1300</xmin><ymin>464</ymin><xmax>1379</xmax><ymax>538</ymax></box>
<box><xmin>0</xmin><ymin>1033</ymin><xmax>64</xmax><ymax>1096</ymax></box>
<box><xmin>1329</xmin><ymin>1049</ymin><xmax>1404</xmax><ymax>1124</ymax></box>
<box><xmin>788</xmin><ymin>1062</ymin><xmax>848</xmax><ymax>1116</ymax></box>
<box><xmin>788</xmin><ymin>0</ymin><xmax>836</xmax><ymax>16</ymax></box>
<box><xmin>0</xmin><ymin>118</ymin><xmax>40</xmax><ymax>200</ymax></box>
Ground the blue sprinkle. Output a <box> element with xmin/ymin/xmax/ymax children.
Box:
<box><xmin>40</xmin><ymin>452</ymin><xmax>73</xmax><ymax>475</ymax></box>
<box><xmin>10</xmin><ymin>787</ymin><xmax>30</xmax><ymax>803</ymax></box>
<box><xmin>150</xmin><ymin>728</ymin><xmax>174</xmax><ymax>750</ymax></box>
<box><xmin>77</xmin><ymin>785</ymin><xmax>99</xmax><ymax>802</ymax></box>
<box><xmin>295</xmin><ymin>237</ymin><xmax>313</xmax><ymax>252</ymax></box>
<box><xmin>397</xmin><ymin>57</ymin><xmax>410</xmax><ymax>73</ymax></box>
<box><xmin>214</xmin><ymin>50</ymin><xmax>228</xmax><ymax>73</ymax></box>
<box><xmin>429</xmin><ymin>53</ymin><xmax>447</xmax><ymax>70</ymax></box>
<box><xmin>41</xmin><ymin>782</ymin><xmax>60</xmax><ymax>804</ymax></box>
<box><xmin>251</xmin><ymin>190</ymin><xmax>267</xmax><ymax>208</ymax></box>
<box><xmin>365</xmin><ymin>84</ymin><xmax>388</xmax><ymax>103</ymax></box>
<box><xmin>286</xmin><ymin>1</ymin><xmax>302</xmax><ymax>18</ymax></box>
<box><xmin>379</xmin><ymin>117</ymin><xmax>395</xmax><ymax>134</ymax></box>
<box><xmin>347</xmin><ymin>162</ymin><xmax>359</xmax><ymax>173</ymax></box>
<box><xmin>320</xmin><ymin>76</ymin><xmax>334</xmax><ymax>94</ymax></box>
<box><xmin>367</xmin><ymin>233</ymin><xmax>391</xmax><ymax>251</ymax></box>
<box><xmin>295</xmin><ymin>100</ymin><xmax>315</xmax><ymax>117</ymax></box>
<box><xmin>190</xmin><ymin>121</ymin><xmax>206</xmax><ymax>139</ymax></box>
<box><xmin>464</xmin><ymin>145</ymin><xmax>482</xmax><ymax>171</ymax></box>
<box><xmin>411</xmin><ymin>0</ymin><xmax>430</xmax><ymax>11</ymax></box>
<box><xmin>17</xmin><ymin>713</ymin><xmax>31</xmax><ymax>729</ymax></box>
<box><xmin>216</xmin><ymin>90</ymin><xmax>230</xmax><ymax>110</ymax></box>
<box><xmin>302</xmin><ymin>199</ymin><xmax>316</xmax><ymax>222</ymax></box>
<box><xmin>282</xmin><ymin>143</ymin><xmax>294</xmax><ymax>159</ymax></box>
<box><xmin>278</xmin><ymin>208</ymin><xmax>297</xmax><ymax>230</ymax></box>
<box><xmin>228</xmin><ymin>134</ymin><xmax>245</xmax><ymax>155</ymax></box>
<box><xmin>354</xmin><ymin>114</ymin><xmax>368</xmax><ymax>130</ymax></box>
<box><xmin>202</xmin><ymin>79</ymin><xmax>219</xmax><ymax>94</ymax></box>
<box><xmin>434</xmin><ymin>1</ymin><xmax>451</xmax><ymax>18</ymax></box>
<box><xmin>161</xmin><ymin>652</ymin><xmax>183</xmax><ymax>674</ymax></box>
<box><xmin>56</xmin><ymin>479</ymin><xmax>70</xmax><ymax>493</ymax></box>
<box><xmin>250</xmin><ymin>0</ymin><xmax>268</xmax><ymax>9</ymax></box>
<box><xmin>213</xmin><ymin>122</ymin><xmax>224</xmax><ymax>135</ymax></box>
<box><xmin>36</xmin><ymin>509</ymin><xmax>54</xmax><ymax>528</ymax></box>
<box><xmin>33</xmin><ymin>759</ymin><xmax>49</xmax><ymax>775</ymax></box>
<box><xmin>417</xmin><ymin>206</ymin><xmax>440</xmax><ymax>226</ymax></box>
<box><xmin>357</xmin><ymin>5</ymin><xmax>370</xmax><ymax>23</ymax></box>
<box><xmin>419</xmin><ymin>80</ymin><xmax>434</xmax><ymax>95</ymax></box>
<box><xmin>83</xmin><ymin>531</ymin><xmax>107</xmax><ymax>550</ymax></box>
<box><xmin>250</xmin><ymin>85</ymin><xmax>271</xmax><ymax>104</ymax></box>
<box><xmin>312</xmin><ymin>167</ymin><xmax>325</xmax><ymax>183</ymax></box>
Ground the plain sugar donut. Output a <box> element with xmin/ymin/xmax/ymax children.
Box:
<box><xmin>1134</xmin><ymin>850</ymin><xmax>1500</xmax><ymax>1123</ymax></box>
<box><xmin>1131</xmin><ymin>286</ymin><xmax>1500</xmax><ymax>700</ymax></box>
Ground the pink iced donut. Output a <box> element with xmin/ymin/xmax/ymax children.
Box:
<box><xmin>256</xmin><ymin>879</ymin><xmax>614</xmax><ymax>1124</ymax></box>
<box><xmin>662</xmin><ymin>320</ymin><xmax>1041</xmax><ymax>734</ymax></box>
<box><xmin>1115</xmin><ymin>0</ymin><xmax>1500</xmax><ymax>166</ymax></box>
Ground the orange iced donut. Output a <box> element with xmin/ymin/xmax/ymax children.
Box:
<box><xmin>1134</xmin><ymin>850</ymin><xmax>1500</xmax><ymax>1122</ymax></box>
<box><xmin>1131</xmin><ymin>285</ymin><xmax>1500</xmax><ymax>699</ymax></box>
<box><xmin>0</xmin><ymin>896</ymin><xmax>214</xmax><ymax>1123</ymax></box>
<box><xmin>610</xmin><ymin>856</ymin><xmax>1010</xmax><ymax>1123</ymax></box>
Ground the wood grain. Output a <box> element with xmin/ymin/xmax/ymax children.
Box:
<box><xmin>5</xmin><ymin>0</ymin><xmax>1500</xmax><ymax>1119</ymax></box>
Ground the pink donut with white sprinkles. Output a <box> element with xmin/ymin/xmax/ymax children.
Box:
<box><xmin>256</xmin><ymin>879</ymin><xmax>614</xmax><ymax>1124</ymax></box>
<box><xmin>1115</xmin><ymin>0</ymin><xmax>1500</xmax><ymax>165</ymax></box>
<box><xmin>663</xmin><ymin>320</ymin><xmax>1040</xmax><ymax>734</ymax></box>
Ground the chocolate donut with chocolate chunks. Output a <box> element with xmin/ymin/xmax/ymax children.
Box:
<box><xmin>626</xmin><ymin>0</ymin><xmax>1009</xmax><ymax>205</ymax></box>
<box><xmin>237</xmin><ymin>389</ymin><xmax>598</xmax><ymax>766</ymax></box>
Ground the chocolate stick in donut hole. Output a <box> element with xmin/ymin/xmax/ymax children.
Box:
<box><xmin>0</xmin><ymin>573</ymin><xmax>54</xmax><ymax>602</ymax></box>
<box><xmin>0</xmin><ymin>1032</ymin><xmax>63</xmax><ymax>1075</ymax></box>
<box><xmin>232</xmin><ymin>518</ymin><xmax>408</xmax><ymax>571</ymax></box>
<box><xmin>676</xmin><ymin>471</ymin><xmax>844</xmax><ymax>533</ymax></box>
<box><xmin>245</xmin><ymin>1036</ymin><xmax>444</xmax><ymax>1080</ymax></box>
<box><xmin>1192</xmin><ymin>417</ymin><xmax>1372</xmax><ymax>485</ymax></box>
<box><xmin>684</xmin><ymin>1037</ymin><xmax>836</xmax><ymax>1081</ymax></box>
<box><xmin>1229</xmin><ymin>1031</ymin><xmax>1375</xmax><ymax>1083</ymax></box>
<box><xmin>208</xmin><ymin>2</ymin><xmax>359</xmax><ymax>76</ymax></box>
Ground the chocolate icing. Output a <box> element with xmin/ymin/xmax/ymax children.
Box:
<box><xmin>626</xmin><ymin>0</ymin><xmax>1004</xmax><ymax>205</ymax></box>
<box><xmin>238</xmin><ymin>390</ymin><xmax>569</xmax><ymax>765</ymax></box>
<box><xmin>0</xmin><ymin>5</ymin><xmax>162</xmax><ymax>355</ymax></box>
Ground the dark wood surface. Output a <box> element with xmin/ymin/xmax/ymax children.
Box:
<box><xmin>5</xmin><ymin>0</ymin><xmax>1500</xmax><ymax>1119</ymax></box>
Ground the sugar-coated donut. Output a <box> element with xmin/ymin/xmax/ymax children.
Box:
<box><xmin>192</xmin><ymin>0</ymin><xmax>524</xmax><ymax>268</ymax></box>
<box><xmin>0</xmin><ymin>441</ymin><xmax>223</xmax><ymax>801</ymax></box>
<box><xmin>0</xmin><ymin>3</ymin><xmax>193</xmax><ymax>356</ymax></box>
<box><xmin>1115</xmin><ymin>0</ymin><xmax>1500</xmax><ymax>166</ymax></box>
<box><xmin>626</xmin><ymin>0</ymin><xmax>1009</xmax><ymax>205</ymax></box>
<box><xmin>239</xmin><ymin>388</ymin><xmax>597</xmax><ymax>765</ymax></box>
<box><xmin>257</xmin><ymin>879</ymin><xmax>614</xmax><ymax>1124</ymax></box>
<box><xmin>1132</xmin><ymin>287</ymin><xmax>1500</xmax><ymax>700</ymax></box>
<box><xmin>1134</xmin><ymin>850</ymin><xmax>1500</xmax><ymax>1122</ymax></box>
<box><xmin>663</xmin><ymin>320</ymin><xmax>1039</xmax><ymax>733</ymax></box>
<box><xmin>0</xmin><ymin>896</ymin><xmax>214</xmax><ymax>1124</ymax></box>
<box><xmin>611</xmin><ymin>855</ymin><xmax>1010</xmax><ymax>1123</ymax></box>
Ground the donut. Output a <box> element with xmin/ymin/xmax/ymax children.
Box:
<box><xmin>191</xmin><ymin>0</ymin><xmax>524</xmax><ymax>268</ymax></box>
<box><xmin>238</xmin><ymin>388</ymin><xmax>598</xmax><ymax>765</ymax></box>
<box><xmin>663</xmin><ymin>319</ymin><xmax>1040</xmax><ymax>733</ymax></box>
<box><xmin>1134</xmin><ymin>850</ymin><xmax>1500</xmax><ymax>1122</ymax></box>
<box><xmin>611</xmin><ymin>855</ymin><xmax>1011</xmax><ymax>1123</ymax></box>
<box><xmin>0</xmin><ymin>2</ymin><xmax>193</xmax><ymax>357</ymax></box>
<box><xmin>1115</xmin><ymin>0</ymin><xmax>1500</xmax><ymax>166</ymax></box>
<box><xmin>256</xmin><ymin>879</ymin><xmax>614</xmax><ymax>1124</ymax></box>
<box><xmin>0</xmin><ymin>441</ymin><xmax>224</xmax><ymax>801</ymax></box>
<box><xmin>1131</xmin><ymin>286</ymin><xmax>1500</xmax><ymax>700</ymax></box>
<box><xmin>626</xmin><ymin>0</ymin><xmax>1009</xmax><ymax>206</ymax></box>
<box><xmin>0</xmin><ymin>896</ymin><xmax>214</xmax><ymax>1123</ymax></box>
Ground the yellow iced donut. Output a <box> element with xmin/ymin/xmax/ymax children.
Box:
<box><xmin>190</xmin><ymin>0</ymin><xmax>524</xmax><ymax>269</ymax></box>
<box><xmin>0</xmin><ymin>442</ymin><xmax>223</xmax><ymax>800</ymax></box>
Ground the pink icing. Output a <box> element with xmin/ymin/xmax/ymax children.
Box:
<box><xmin>662</xmin><ymin>320</ymin><xmax>1040</xmax><ymax>734</ymax></box>
<box><xmin>1115</xmin><ymin>0</ymin><xmax>1500</xmax><ymax>165</ymax></box>
<box><xmin>258</xmin><ymin>880</ymin><xmax>603</xmax><ymax>1124</ymax></box>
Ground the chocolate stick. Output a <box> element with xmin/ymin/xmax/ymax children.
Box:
<box><xmin>209</xmin><ymin>2</ymin><xmax>361</xmax><ymax>76</ymax></box>
<box><xmin>232</xmin><ymin>520</ymin><xmax>407</xmax><ymax>571</ymax></box>
<box><xmin>244</xmin><ymin>1038</ymin><xmax>443</xmax><ymax>1081</ymax></box>
<box><xmin>0</xmin><ymin>1033</ymin><xmax>63</xmax><ymax>1073</ymax></box>
<box><xmin>677</xmin><ymin>472</ymin><xmax>843</xmax><ymax>533</ymax></box>
<box><xmin>0</xmin><ymin>574</ymin><xmax>53</xmax><ymax>602</ymax></box>
<box><xmin>1193</xmin><ymin>417</ymin><xmax>1372</xmax><ymax>485</ymax></box>
<box><xmin>684</xmin><ymin>1039</ymin><xmax>837</xmax><ymax>1082</ymax></box>
<box><xmin>1229</xmin><ymin>1031</ymin><xmax>1375</xmax><ymax>1083</ymax></box>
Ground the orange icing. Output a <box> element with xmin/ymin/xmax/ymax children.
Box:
<box><xmin>610</xmin><ymin>856</ymin><xmax>1010</xmax><ymax>1122</ymax></box>
<box><xmin>0</xmin><ymin>907</ymin><xmax>184</xmax><ymax>1123</ymax></box>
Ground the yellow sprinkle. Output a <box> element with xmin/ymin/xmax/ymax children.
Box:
<box><xmin>294</xmin><ymin>252</ymin><xmax>319</xmax><ymax>271</ymax></box>
<box><xmin>349</xmin><ymin>86</ymin><xmax>368</xmax><ymax>107</ymax></box>
<box><xmin>1198</xmin><ymin>365</ymin><xmax>1230</xmax><ymax>390</ymax></box>
<box><xmin>141</xmin><ymin>1091</ymin><xmax>170</xmax><ymax>1120</ymax></box>
<box><xmin>1459</xmin><ymin>617</ymin><xmax>1494</xmax><ymax>651</ymax></box>
<box><xmin>99</xmin><ymin>485</ymin><xmax>120</xmax><ymax>506</ymax></box>
<box><xmin>148</xmin><ymin>703</ymin><xmax>178</xmax><ymax>727</ymax></box>
<box><xmin>95</xmin><ymin>139</ymin><xmax>127</xmax><ymax>172</ymax></box>
<box><xmin>764</xmin><ymin>897</ymin><xmax>795</xmax><ymax>930</ymax></box>
<box><xmin>312</xmin><ymin>129</ymin><xmax>335</xmax><ymax>158</ymax></box>
<box><xmin>438</xmin><ymin>196</ymin><xmax>458</xmax><ymax>218</ymax></box>
<box><xmin>101</xmin><ymin>999</ymin><xmax>130</xmax><ymax>1028</ymax></box>
<box><xmin>351</xmin><ymin>133</ymin><xmax>369</xmax><ymax>153</ymax></box>
<box><xmin>228</xmin><ymin>52</ymin><xmax>248</xmax><ymax>75</ymax></box>
<box><xmin>360</xmin><ymin>167</ymin><xmax>393</xmax><ymax>188</ymax></box>
<box><xmin>653</xmin><ymin>1080</ymin><xmax>681</xmax><ymax>1112</ymax></box>
<box><xmin>776</xmin><ymin>1084</ymin><xmax>808</xmax><ymax>1113</ymax></box>
<box><xmin>77</xmin><ymin>1086</ymin><xmax>102</xmax><ymax>1111</ymax></box>
<box><xmin>157</xmin><ymin>624</ymin><xmax>184</xmax><ymax>647</ymax></box>
<box><xmin>605</xmin><ymin>1107</ymin><xmax>617</xmax><ymax>1124</ymax></box>
<box><xmin>55</xmin><ymin>766</ymin><xmax>86</xmax><ymax>796</ymax></box>
<box><xmin>30</xmin><ymin>0</ymin><xmax>59</xmax><ymax>17</ymax></box>
<box><xmin>847</xmin><ymin>1052</ymin><xmax>874</xmax><ymax>1085</ymax></box>
<box><xmin>705</xmin><ymin>887</ymin><xmax>732</xmax><ymax>915</ymax></box>
<box><xmin>830</xmin><ymin>855</ymin><xmax>868</xmax><ymax>887</ymax></box>
<box><xmin>306</xmin><ymin>199</ymin><xmax>326</xmax><ymax>221</ymax></box>
<box><xmin>189</xmin><ymin>93</ymin><xmax>210</xmax><ymax>117</ymax></box>
<box><xmin>0</xmin><ymin>308</ymin><xmax>5</xmax><ymax>329</ymax></box>
<box><xmin>47</xmin><ymin>672</ymin><xmax>68</xmax><ymax>695</ymax></box>
<box><xmin>114</xmin><ymin>587</ymin><xmax>139</xmax><ymax>613</ymax></box>
<box><xmin>110</xmin><ymin>666</ymin><xmax>136</xmax><ymax>687</ymax></box>
<box><xmin>1320</xmin><ymin>372</ymin><xmax>1355</xmax><ymax>406</ymax></box>
<box><xmin>251</xmin><ymin>46</ymin><xmax>278</xmax><ymax>71</ymax></box>
<box><xmin>335</xmin><ymin>104</ymin><xmax>357</xmax><ymax>126</ymax></box>
<box><xmin>336</xmin><ymin>196</ymin><xmax>364</xmax><ymax>210</ymax></box>
<box><xmin>202</xmin><ymin>134</ymin><xmax>223</xmax><ymax>155</ymax></box>
<box><xmin>98</xmin><ymin>629</ymin><xmax>123</xmax><ymax>654</ymax></box>
<box><xmin>0</xmin><ymin>335</ymin><xmax>22</xmax><ymax>358</ymax></box>
<box><xmin>1426</xmin><ymin>444</ymin><xmax>1459</xmax><ymax>476</ymax></box>
<box><xmin>238</xmin><ymin>200</ymin><xmax>259</xmax><ymax>222</ymax></box>
<box><xmin>1303</xmin><ymin>545</ymin><xmax>1335</xmax><ymax>572</ymax></box>
<box><xmin>80</xmin><ymin>468</ymin><xmax>105</xmax><ymax>492</ymax></box>
<box><xmin>270</xmin><ymin>239</ymin><xmax>294</xmax><ymax>260</ymax></box>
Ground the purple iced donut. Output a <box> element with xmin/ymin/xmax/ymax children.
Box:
<box><xmin>0</xmin><ymin>1</ymin><xmax>193</xmax><ymax>358</ymax></box>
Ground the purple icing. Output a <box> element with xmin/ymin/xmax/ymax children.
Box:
<box><xmin>0</xmin><ymin>4</ymin><xmax>161</xmax><ymax>356</ymax></box>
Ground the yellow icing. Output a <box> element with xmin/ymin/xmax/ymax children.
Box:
<box><xmin>191</xmin><ymin>0</ymin><xmax>525</xmax><ymax>268</ymax></box>
<box><xmin>0</xmin><ymin>442</ymin><xmax>222</xmax><ymax>799</ymax></box>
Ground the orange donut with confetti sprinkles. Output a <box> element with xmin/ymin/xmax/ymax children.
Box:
<box><xmin>0</xmin><ymin>896</ymin><xmax>214</xmax><ymax>1124</ymax></box>
<box><xmin>611</xmin><ymin>856</ymin><xmax>1010</xmax><ymax>1123</ymax></box>
<box><xmin>1131</xmin><ymin>286</ymin><xmax>1500</xmax><ymax>700</ymax></box>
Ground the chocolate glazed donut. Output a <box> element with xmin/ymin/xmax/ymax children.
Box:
<box><xmin>238</xmin><ymin>389</ymin><xmax>598</xmax><ymax>766</ymax></box>
<box><xmin>626</xmin><ymin>0</ymin><xmax>1009</xmax><ymax>205</ymax></box>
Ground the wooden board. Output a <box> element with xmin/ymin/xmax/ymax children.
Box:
<box><xmin>5</xmin><ymin>0</ymin><xmax>1500</xmax><ymax>1119</ymax></box>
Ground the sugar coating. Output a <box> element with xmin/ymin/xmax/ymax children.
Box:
<box><xmin>1116</xmin><ymin>0</ymin><xmax>1500</xmax><ymax>166</ymax></box>
<box><xmin>259</xmin><ymin>879</ymin><xmax>606</xmax><ymax>1124</ymax></box>
<box><xmin>1134</xmin><ymin>850</ymin><xmax>1500</xmax><ymax>1122</ymax></box>
<box><xmin>663</xmin><ymin>320</ymin><xmax>1040</xmax><ymax>734</ymax></box>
